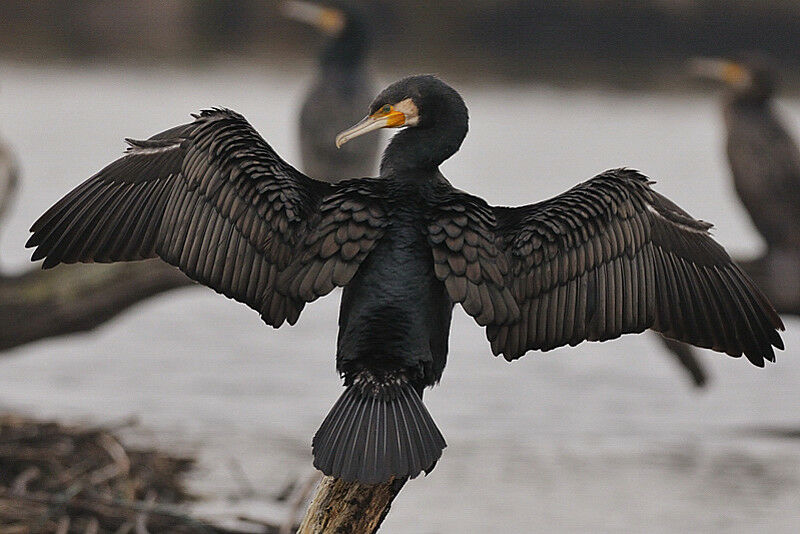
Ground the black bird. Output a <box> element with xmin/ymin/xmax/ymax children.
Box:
<box><xmin>27</xmin><ymin>75</ymin><xmax>784</xmax><ymax>485</ymax></box>
<box><xmin>284</xmin><ymin>0</ymin><xmax>378</xmax><ymax>181</ymax></box>
<box><xmin>691</xmin><ymin>54</ymin><xmax>800</xmax><ymax>254</ymax></box>
<box><xmin>0</xmin><ymin>135</ymin><xmax>18</xmax><ymax>228</ymax></box>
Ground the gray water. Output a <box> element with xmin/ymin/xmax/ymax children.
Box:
<box><xmin>0</xmin><ymin>64</ymin><xmax>798</xmax><ymax>533</ymax></box>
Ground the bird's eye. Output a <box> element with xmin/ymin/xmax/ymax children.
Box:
<box><xmin>380</xmin><ymin>104</ymin><xmax>392</xmax><ymax>114</ymax></box>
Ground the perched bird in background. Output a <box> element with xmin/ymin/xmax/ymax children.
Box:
<box><xmin>283</xmin><ymin>0</ymin><xmax>379</xmax><ymax>182</ymax></box>
<box><xmin>691</xmin><ymin>54</ymin><xmax>800</xmax><ymax>252</ymax></box>
<box><xmin>28</xmin><ymin>75</ymin><xmax>784</xmax><ymax>485</ymax></box>
<box><xmin>0</xmin><ymin>135</ymin><xmax>19</xmax><ymax>228</ymax></box>
<box><xmin>691</xmin><ymin>53</ymin><xmax>800</xmax><ymax>304</ymax></box>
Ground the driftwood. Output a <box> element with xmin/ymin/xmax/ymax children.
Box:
<box><xmin>0</xmin><ymin>261</ymin><xmax>193</xmax><ymax>352</ymax></box>
<box><xmin>297</xmin><ymin>477</ymin><xmax>406</xmax><ymax>534</ymax></box>
<box><xmin>0</xmin><ymin>414</ymin><xmax>289</xmax><ymax>533</ymax></box>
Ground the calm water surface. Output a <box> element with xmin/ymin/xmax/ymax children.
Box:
<box><xmin>0</xmin><ymin>64</ymin><xmax>798</xmax><ymax>533</ymax></box>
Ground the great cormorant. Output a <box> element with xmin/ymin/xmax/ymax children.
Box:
<box><xmin>0</xmin><ymin>138</ymin><xmax>18</xmax><ymax>230</ymax></box>
<box><xmin>28</xmin><ymin>75</ymin><xmax>784</xmax><ymax>485</ymax></box>
<box><xmin>692</xmin><ymin>53</ymin><xmax>800</xmax><ymax>254</ymax></box>
<box><xmin>284</xmin><ymin>0</ymin><xmax>378</xmax><ymax>181</ymax></box>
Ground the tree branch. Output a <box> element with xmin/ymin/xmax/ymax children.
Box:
<box><xmin>297</xmin><ymin>476</ymin><xmax>406</xmax><ymax>534</ymax></box>
<box><xmin>0</xmin><ymin>261</ymin><xmax>193</xmax><ymax>352</ymax></box>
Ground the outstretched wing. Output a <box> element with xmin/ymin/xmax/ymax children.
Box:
<box><xmin>27</xmin><ymin>109</ymin><xmax>388</xmax><ymax>327</ymax></box>
<box><xmin>432</xmin><ymin>168</ymin><xmax>783</xmax><ymax>366</ymax></box>
<box><xmin>426</xmin><ymin>185</ymin><xmax>520</xmax><ymax>327</ymax></box>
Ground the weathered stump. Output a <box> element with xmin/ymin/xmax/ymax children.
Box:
<box><xmin>297</xmin><ymin>476</ymin><xmax>406</xmax><ymax>534</ymax></box>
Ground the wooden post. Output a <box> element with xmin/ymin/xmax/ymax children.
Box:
<box><xmin>297</xmin><ymin>476</ymin><xmax>406</xmax><ymax>534</ymax></box>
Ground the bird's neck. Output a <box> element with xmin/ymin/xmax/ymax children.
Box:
<box><xmin>724</xmin><ymin>96</ymin><xmax>777</xmax><ymax>135</ymax></box>
<box><xmin>380</xmin><ymin>122</ymin><xmax>468</xmax><ymax>176</ymax></box>
<box><xmin>727</xmin><ymin>90</ymin><xmax>771</xmax><ymax>109</ymax></box>
<box><xmin>320</xmin><ymin>26</ymin><xmax>368</xmax><ymax>72</ymax></box>
<box><xmin>320</xmin><ymin>58</ymin><xmax>364</xmax><ymax>86</ymax></box>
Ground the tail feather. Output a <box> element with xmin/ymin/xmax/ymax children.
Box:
<box><xmin>313</xmin><ymin>378</ymin><xmax>446</xmax><ymax>484</ymax></box>
<box><xmin>315</xmin><ymin>388</ymin><xmax>357</xmax><ymax>471</ymax></box>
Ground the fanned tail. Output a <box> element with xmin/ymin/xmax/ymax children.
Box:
<box><xmin>312</xmin><ymin>374</ymin><xmax>446</xmax><ymax>485</ymax></box>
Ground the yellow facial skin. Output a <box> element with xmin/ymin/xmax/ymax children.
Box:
<box><xmin>335</xmin><ymin>105</ymin><xmax>407</xmax><ymax>148</ymax></box>
<box><xmin>690</xmin><ymin>57</ymin><xmax>752</xmax><ymax>89</ymax></box>
<box><xmin>372</xmin><ymin>104</ymin><xmax>407</xmax><ymax>127</ymax></box>
<box><xmin>283</xmin><ymin>1</ymin><xmax>346</xmax><ymax>36</ymax></box>
<box><xmin>318</xmin><ymin>8</ymin><xmax>346</xmax><ymax>35</ymax></box>
<box><xmin>722</xmin><ymin>62</ymin><xmax>750</xmax><ymax>86</ymax></box>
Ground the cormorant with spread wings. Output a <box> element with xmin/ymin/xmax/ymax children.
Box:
<box><xmin>28</xmin><ymin>75</ymin><xmax>783</xmax><ymax>485</ymax></box>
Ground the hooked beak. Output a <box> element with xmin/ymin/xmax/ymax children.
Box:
<box><xmin>689</xmin><ymin>57</ymin><xmax>750</xmax><ymax>87</ymax></box>
<box><xmin>335</xmin><ymin>110</ymin><xmax>406</xmax><ymax>148</ymax></box>
<box><xmin>282</xmin><ymin>0</ymin><xmax>345</xmax><ymax>35</ymax></box>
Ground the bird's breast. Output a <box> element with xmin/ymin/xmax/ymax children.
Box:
<box><xmin>335</xmin><ymin>215</ymin><xmax>452</xmax><ymax>378</ymax></box>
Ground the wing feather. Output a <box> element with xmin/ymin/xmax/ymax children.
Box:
<box><xmin>426</xmin><ymin>188</ymin><xmax>520</xmax><ymax>327</ymax></box>
<box><xmin>453</xmin><ymin>168</ymin><xmax>784</xmax><ymax>366</ymax></box>
<box><xmin>28</xmin><ymin>109</ymin><xmax>388</xmax><ymax>328</ymax></box>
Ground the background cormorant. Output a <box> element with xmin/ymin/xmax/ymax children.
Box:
<box><xmin>692</xmin><ymin>53</ymin><xmax>800</xmax><ymax>307</ymax></box>
<box><xmin>692</xmin><ymin>53</ymin><xmax>800</xmax><ymax>254</ymax></box>
<box><xmin>27</xmin><ymin>75</ymin><xmax>783</xmax><ymax>485</ymax></box>
<box><xmin>0</xmin><ymin>137</ymin><xmax>18</xmax><ymax>238</ymax></box>
<box><xmin>283</xmin><ymin>0</ymin><xmax>379</xmax><ymax>182</ymax></box>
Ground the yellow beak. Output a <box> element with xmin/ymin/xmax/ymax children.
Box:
<box><xmin>335</xmin><ymin>110</ymin><xmax>406</xmax><ymax>148</ymax></box>
<box><xmin>689</xmin><ymin>57</ymin><xmax>750</xmax><ymax>86</ymax></box>
<box><xmin>282</xmin><ymin>1</ymin><xmax>345</xmax><ymax>35</ymax></box>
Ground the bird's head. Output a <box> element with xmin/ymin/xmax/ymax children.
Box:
<box><xmin>282</xmin><ymin>0</ymin><xmax>347</xmax><ymax>36</ymax></box>
<box><xmin>690</xmin><ymin>52</ymin><xmax>778</xmax><ymax>103</ymax></box>
<box><xmin>282</xmin><ymin>0</ymin><xmax>369</xmax><ymax>67</ymax></box>
<box><xmin>335</xmin><ymin>75</ymin><xmax>468</xmax><ymax>153</ymax></box>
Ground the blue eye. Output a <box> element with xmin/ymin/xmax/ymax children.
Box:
<box><xmin>380</xmin><ymin>104</ymin><xmax>391</xmax><ymax>114</ymax></box>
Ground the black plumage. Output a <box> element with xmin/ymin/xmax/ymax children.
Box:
<box><xmin>0</xmin><ymin>138</ymin><xmax>18</xmax><ymax>225</ymax></box>
<box><xmin>28</xmin><ymin>75</ymin><xmax>784</xmax><ymax>485</ymax></box>
<box><xmin>693</xmin><ymin>53</ymin><xmax>800</xmax><ymax>252</ymax></box>
<box><xmin>285</xmin><ymin>0</ymin><xmax>379</xmax><ymax>182</ymax></box>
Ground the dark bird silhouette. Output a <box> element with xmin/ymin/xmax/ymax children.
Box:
<box><xmin>0</xmin><ymin>132</ymin><xmax>19</xmax><ymax>263</ymax></box>
<box><xmin>0</xmin><ymin>137</ymin><xmax>18</xmax><ymax>226</ymax></box>
<box><xmin>283</xmin><ymin>0</ymin><xmax>378</xmax><ymax>181</ymax></box>
<box><xmin>27</xmin><ymin>75</ymin><xmax>784</xmax><ymax>485</ymax></box>
<box><xmin>692</xmin><ymin>54</ymin><xmax>800</xmax><ymax>254</ymax></box>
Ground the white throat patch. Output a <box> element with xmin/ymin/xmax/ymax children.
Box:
<box><xmin>395</xmin><ymin>98</ymin><xmax>419</xmax><ymax>127</ymax></box>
